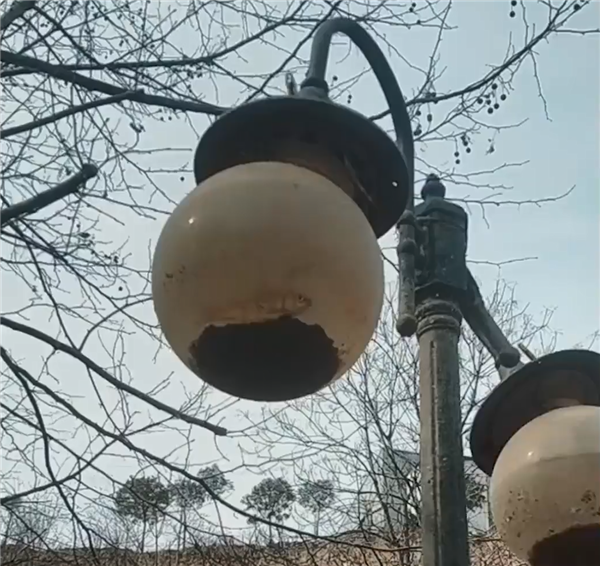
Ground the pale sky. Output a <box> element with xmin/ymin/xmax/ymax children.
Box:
<box><xmin>2</xmin><ymin>0</ymin><xmax>599</xmax><ymax>543</ymax></box>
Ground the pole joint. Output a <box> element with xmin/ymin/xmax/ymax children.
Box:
<box><xmin>416</xmin><ymin>299</ymin><xmax>462</xmax><ymax>338</ymax></box>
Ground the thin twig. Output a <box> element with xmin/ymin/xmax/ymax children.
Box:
<box><xmin>0</xmin><ymin>50</ymin><xmax>226</xmax><ymax>116</ymax></box>
<box><xmin>369</xmin><ymin>4</ymin><xmax>573</xmax><ymax>120</ymax></box>
<box><xmin>0</xmin><ymin>2</ymin><xmax>309</xmax><ymax>78</ymax></box>
<box><xmin>1</xmin><ymin>92</ymin><xmax>136</xmax><ymax>138</ymax></box>
<box><xmin>0</xmin><ymin>164</ymin><xmax>98</xmax><ymax>225</ymax></box>
<box><xmin>0</xmin><ymin>316</ymin><xmax>229</xmax><ymax>436</ymax></box>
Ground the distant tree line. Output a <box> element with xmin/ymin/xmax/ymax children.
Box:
<box><xmin>2</xmin><ymin>459</ymin><xmax>490</xmax><ymax>553</ymax></box>
<box><xmin>113</xmin><ymin>472</ymin><xmax>336</xmax><ymax>545</ymax></box>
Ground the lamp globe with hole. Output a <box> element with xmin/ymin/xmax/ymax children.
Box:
<box><xmin>470</xmin><ymin>350</ymin><xmax>600</xmax><ymax>566</ymax></box>
<box><xmin>151</xmin><ymin>95</ymin><xmax>411</xmax><ymax>402</ymax></box>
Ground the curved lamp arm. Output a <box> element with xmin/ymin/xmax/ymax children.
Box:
<box><xmin>301</xmin><ymin>18</ymin><xmax>417</xmax><ymax>334</ymax></box>
<box><xmin>303</xmin><ymin>18</ymin><xmax>414</xmax><ymax>171</ymax></box>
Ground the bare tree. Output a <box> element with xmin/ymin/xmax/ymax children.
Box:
<box><xmin>113</xmin><ymin>476</ymin><xmax>171</xmax><ymax>553</ymax></box>
<box><xmin>0</xmin><ymin>495</ymin><xmax>61</xmax><ymax>565</ymax></box>
<box><xmin>298</xmin><ymin>479</ymin><xmax>336</xmax><ymax>535</ymax></box>
<box><xmin>169</xmin><ymin>464</ymin><xmax>233</xmax><ymax>550</ymax></box>
<box><xmin>242</xmin><ymin>477</ymin><xmax>296</xmax><ymax>544</ymax></box>
<box><xmin>0</xmin><ymin>0</ymin><xmax>595</xmax><ymax>561</ymax></box>
<box><xmin>243</xmin><ymin>280</ymin><xmax>556</xmax><ymax>560</ymax></box>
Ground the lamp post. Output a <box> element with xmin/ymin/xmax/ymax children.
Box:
<box><xmin>151</xmin><ymin>17</ymin><xmax>600</xmax><ymax>566</ymax></box>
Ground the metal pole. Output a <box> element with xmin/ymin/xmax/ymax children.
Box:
<box><xmin>303</xmin><ymin>20</ymin><xmax>475</xmax><ymax>563</ymax></box>
<box><xmin>412</xmin><ymin>176</ymin><xmax>471</xmax><ymax>566</ymax></box>
<box><xmin>417</xmin><ymin>299</ymin><xmax>470</xmax><ymax>566</ymax></box>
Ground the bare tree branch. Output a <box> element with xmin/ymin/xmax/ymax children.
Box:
<box><xmin>0</xmin><ymin>0</ymin><xmax>36</xmax><ymax>32</ymax></box>
<box><xmin>1</xmin><ymin>93</ymin><xmax>136</xmax><ymax>139</ymax></box>
<box><xmin>0</xmin><ymin>50</ymin><xmax>227</xmax><ymax>116</ymax></box>
<box><xmin>1</xmin><ymin>317</ymin><xmax>228</xmax><ymax>436</ymax></box>
<box><xmin>1</xmin><ymin>164</ymin><xmax>98</xmax><ymax>225</ymax></box>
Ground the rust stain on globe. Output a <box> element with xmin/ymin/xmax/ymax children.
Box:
<box><xmin>188</xmin><ymin>316</ymin><xmax>340</xmax><ymax>401</ymax></box>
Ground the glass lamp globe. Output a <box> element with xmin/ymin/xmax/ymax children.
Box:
<box><xmin>152</xmin><ymin>161</ymin><xmax>384</xmax><ymax>402</ymax></box>
<box><xmin>490</xmin><ymin>404</ymin><xmax>600</xmax><ymax>565</ymax></box>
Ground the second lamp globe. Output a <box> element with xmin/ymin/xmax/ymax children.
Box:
<box><xmin>152</xmin><ymin>161</ymin><xmax>384</xmax><ymax>402</ymax></box>
<box><xmin>490</xmin><ymin>404</ymin><xmax>600</xmax><ymax>565</ymax></box>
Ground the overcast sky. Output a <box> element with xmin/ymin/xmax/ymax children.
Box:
<box><xmin>2</xmin><ymin>0</ymin><xmax>599</xmax><ymax>541</ymax></box>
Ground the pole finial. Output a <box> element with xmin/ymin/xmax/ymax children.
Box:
<box><xmin>421</xmin><ymin>174</ymin><xmax>446</xmax><ymax>200</ymax></box>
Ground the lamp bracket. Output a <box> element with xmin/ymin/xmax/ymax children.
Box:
<box><xmin>409</xmin><ymin>175</ymin><xmax>521</xmax><ymax>369</ymax></box>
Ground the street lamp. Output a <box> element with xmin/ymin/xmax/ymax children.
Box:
<box><xmin>152</xmin><ymin>18</ymin><xmax>412</xmax><ymax>403</ymax></box>
<box><xmin>151</xmin><ymin>17</ymin><xmax>600</xmax><ymax>566</ymax></box>
<box><xmin>470</xmin><ymin>349</ymin><xmax>600</xmax><ymax>566</ymax></box>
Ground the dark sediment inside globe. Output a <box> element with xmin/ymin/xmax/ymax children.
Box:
<box><xmin>189</xmin><ymin>316</ymin><xmax>340</xmax><ymax>402</ymax></box>
<box><xmin>529</xmin><ymin>524</ymin><xmax>600</xmax><ymax>566</ymax></box>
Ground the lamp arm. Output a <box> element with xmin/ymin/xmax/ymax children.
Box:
<box><xmin>302</xmin><ymin>17</ymin><xmax>417</xmax><ymax>335</ymax></box>
<box><xmin>460</xmin><ymin>269</ymin><xmax>522</xmax><ymax>369</ymax></box>
<box><xmin>303</xmin><ymin>18</ymin><xmax>414</xmax><ymax>169</ymax></box>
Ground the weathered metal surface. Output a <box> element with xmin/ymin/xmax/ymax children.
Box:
<box><xmin>192</xmin><ymin>95</ymin><xmax>410</xmax><ymax>238</ymax></box>
<box><xmin>413</xmin><ymin>176</ymin><xmax>471</xmax><ymax>566</ymax></box>
<box><xmin>417</xmin><ymin>299</ymin><xmax>471</xmax><ymax>566</ymax></box>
